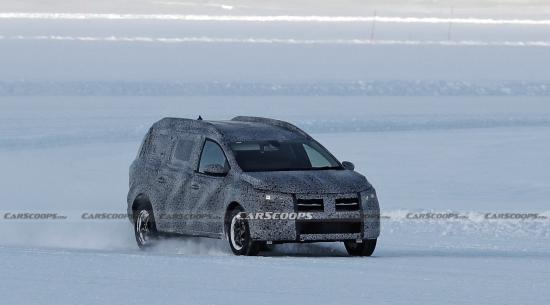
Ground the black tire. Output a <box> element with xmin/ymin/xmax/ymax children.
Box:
<box><xmin>134</xmin><ymin>204</ymin><xmax>159</xmax><ymax>249</ymax></box>
<box><xmin>344</xmin><ymin>239</ymin><xmax>377</xmax><ymax>256</ymax></box>
<box><xmin>226</xmin><ymin>207</ymin><xmax>260</xmax><ymax>256</ymax></box>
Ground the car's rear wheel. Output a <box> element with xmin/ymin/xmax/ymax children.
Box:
<box><xmin>344</xmin><ymin>239</ymin><xmax>377</xmax><ymax>256</ymax></box>
<box><xmin>227</xmin><ymin>207</ymin><xmax>260</xmax><ymax>256</ymax></box>
<box><xmin>134</xmin><ymin>205</ymin><xmax>158</xmax><ymax>249</ymax></box>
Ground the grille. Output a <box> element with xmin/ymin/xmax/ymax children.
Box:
<box><xmin>335</xmin><ymin>197</ymin><xmax>360</xmax><ymax>211</ymax></box>
<box><xmin>295</xmin><ymin>198</ymin><xmax>324</xmax><ymax>212</ymax></box>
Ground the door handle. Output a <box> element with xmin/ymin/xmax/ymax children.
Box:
<box><xmin>190</xmin><ymin>183</ymin><xmax>200</xmax><ymax>190</ymax></box>
<box><xmin>157</xmin><ymin>176</ymin><xmax>166</xmax><ymax>184</ymax></box>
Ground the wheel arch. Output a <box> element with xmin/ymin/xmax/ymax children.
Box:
<box><xmin>132</xmin><ymin>193</ymin><xmax>151</xmax><ymax>211</ymax></box>
<box><xmin>224</xmin><ymin>201</ymin><xmax>243</xmax><ymax>238</ymax></box>
<box><xmin>129</xmin><ymin>193</ymin><xmax>152</xmax><ymax>221</ymax></box>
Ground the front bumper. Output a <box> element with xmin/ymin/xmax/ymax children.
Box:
<box><xmin>247</xmin><ymin>190</ymin><xmax>380</xmax><ymax>242</ymax></box>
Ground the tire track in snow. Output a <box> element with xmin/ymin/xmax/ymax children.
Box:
<box><xmin>1</xmin><ymin>12</ymin><xmax>550</xmax><ymax>25</ymax></box>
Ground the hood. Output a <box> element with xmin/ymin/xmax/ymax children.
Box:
<box><xmin>241</xmin><ymin>170</ymin><xmax>370</xmax><ymax>194</ymax></box>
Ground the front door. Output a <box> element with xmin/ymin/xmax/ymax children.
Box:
<box><xmin>177</xmin><ymin>139</ymin><xmax>230</xmax><ymax>235</ymax></box>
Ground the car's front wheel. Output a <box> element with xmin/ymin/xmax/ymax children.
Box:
<box><xmin>134</xmin><ymin>205</ymin><xmax>158</xmax><ymax>249</ymax></box>
<box><xmin>344</xmin><ymin>239</ymin><xmax>377</xmax><ymax>256</ymax></box>
<box><xmin>227</xmin><ymin>207</ymin><xmax>260</xmax><ymax>256</ymax></box>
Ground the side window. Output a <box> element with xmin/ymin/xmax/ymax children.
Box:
<box><xmin>148</xmin><ymin>131</ymin><xmax>172</xmax><ymax>164</ymax></box>
<box><xmin>198</xmin><ymin>140</ymin><xmax>228</xmax><ymax>173</ymax></box>
<box><xmin>303</xmin><ymin>144</ymin><xmax>331</xmax><ymax>167</ymax></box>
<box><xmin>173</xmin><ymin>139</ymin><xmax>194</xmax><ymax>162</ymax></box>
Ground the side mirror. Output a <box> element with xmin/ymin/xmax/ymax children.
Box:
<box><xmin>342</xmin><ymin>161</ymin><xmax>355</xmax><ymax>171</ymax></box>
<box><xmin>203</xmin><ymin>164</ymin><xmax>228</xmax><ymax>176</ymax></box>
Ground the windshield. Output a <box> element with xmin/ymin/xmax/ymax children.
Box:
<box><xmin>230</xmin><ymin>140</ymin><xmax>342</xmax><ymax>172</ymax></box>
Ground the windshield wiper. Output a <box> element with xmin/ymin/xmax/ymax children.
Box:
<box><xmin>312</xmin><ymin>166</ymin><xmax>342</xmax><ymax>170</ymax></box>
<box><xmin>244</xmin><ymin>166</ymin><xmax>342</xmax><ymax>172</ymax></box>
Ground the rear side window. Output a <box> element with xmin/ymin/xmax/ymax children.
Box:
<box><xmin>147</xmin><ymin>130</ymin><xmax>172</xmax><ymax>164</ymax></box>
<box><xmin>173</xmin><ymin>139</ymin><xmax>194</xmax><ymax>162</ymax></box>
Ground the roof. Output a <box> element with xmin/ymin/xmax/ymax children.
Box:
<box><xmin>153</xmin><ymin>116</ymin><xmax>311</xmax><ymax>142</ymax></box>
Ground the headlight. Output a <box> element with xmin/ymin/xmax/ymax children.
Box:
<box><xmin>361</xmin><ymin>189</ymin><xmax>378</xmax><ymax>210</ymax></box>
<box><xmin>256</xmin><ymin>192</ymin><xmax>294</xmax><ymax>212</ymax></box>
<box><xmin>262</xmin><ymin>192</ymin><xmax>292</xmax><ymax>203</ymax></box>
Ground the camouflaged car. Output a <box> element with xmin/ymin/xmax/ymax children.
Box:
<box><xmin>127</xmin><ymin>116</ymin><xmax>380</xmax><ymax>256</ymax></box>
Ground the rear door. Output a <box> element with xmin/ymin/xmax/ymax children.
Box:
<box><xmin>161</xmin><ymin>134</ymin><xmax>202</xmax><ymax>233</ymax></box>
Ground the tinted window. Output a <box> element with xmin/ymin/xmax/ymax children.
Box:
<box><xmin>230</xmin><ymin>140</ymin><xmax>341</xmax><ymax>172</ymax></box>
<box><xmin>153</xmin><ymin>134</ymin><xmax>172</xmax><ymax>162</ymax></box>
<box><xmin>146</xmin><ymin>130</ymin><xmax>172</xmax><ymax>165</ymax></box>
<box><xmin>303</xmin><ymin>143</ymin><xmax>332</xmax><ymax>167</ymax></box>
<box><xmin>173</xmin><ymin>139</ymin><xmax>194</xmax><ymax>162</ymax></box>
<box><xmin>198</xmin><ymin>140</ymin><xmax>228</xmax><ymax>173</ymax></box>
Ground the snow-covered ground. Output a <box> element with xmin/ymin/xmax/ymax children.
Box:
<box><xmin>1</xmin><ymin>96</ymin><xmax>549</xmax><ymax>305</ymax></box>
<box><xmin>1</xmin><ymin>2</ymin><xmax>550</xmax><ymax>304</ymax></box>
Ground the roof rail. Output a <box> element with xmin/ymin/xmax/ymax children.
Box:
<box><xmin>154</xmin><ymin>117</ymin><xmax>222</xmax><ymax>137</ymax></box>
<box><xmin>231</xmin><ymin>116</ymin><xmax>311</xmax><ymax>139</ymax></box>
